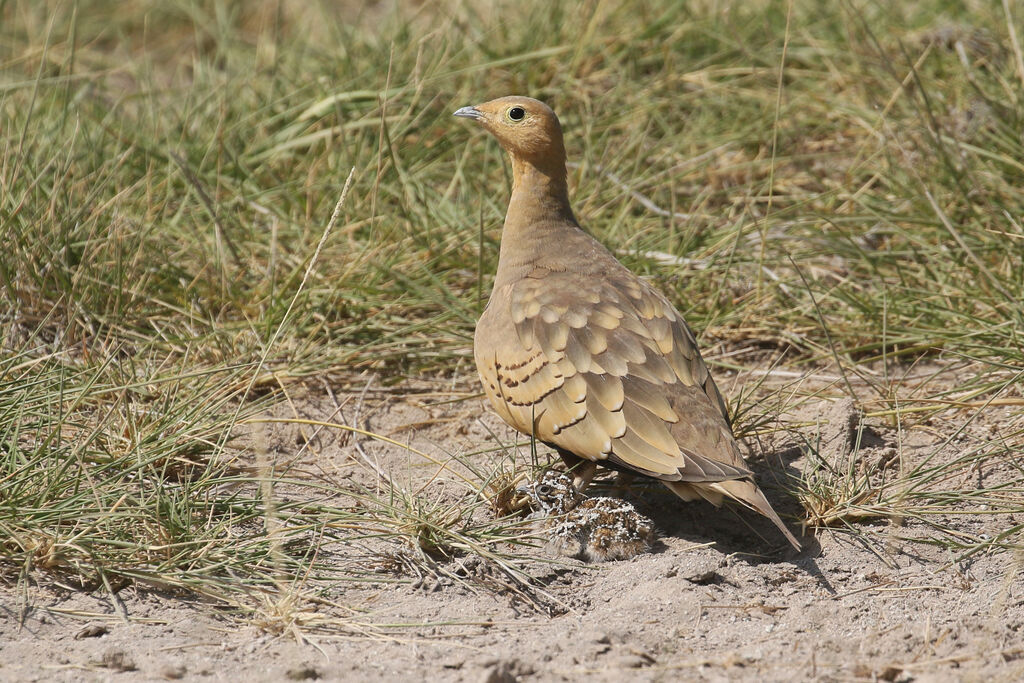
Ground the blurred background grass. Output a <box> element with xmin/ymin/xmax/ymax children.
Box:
<box><xmin>2</xmin><ymin>0</ymin><xmax>1022</xmax><ymax>613</ymax></box>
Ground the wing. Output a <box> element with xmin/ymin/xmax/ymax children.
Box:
<box><xmin>474</xmin><ymin>264</ymin><xmax>751</xmax><ymax>483</ymax></box>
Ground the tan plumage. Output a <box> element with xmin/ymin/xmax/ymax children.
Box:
<box><xmin>454</xmin><ymin>96</ymin><xmax>800</xmax><ymax>550</ymax></box>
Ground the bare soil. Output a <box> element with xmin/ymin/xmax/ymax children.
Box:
<box><xmin>3</xmin><ymin>364</ymin><xmax>1023</xmax><ymax>682</ymax></box>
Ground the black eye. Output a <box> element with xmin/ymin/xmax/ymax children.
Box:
<box><xmin>536</xmin><ymin>484</ymin><xmax>551</xmax><ymax>496</ymax></box>
<box><xmin>508</xmin><ymin>106</ymin><xmax>526</xmax><ymax>121</ymax></box>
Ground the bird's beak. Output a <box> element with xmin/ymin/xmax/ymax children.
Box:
<box><xmin>452</xmin><ymin>105</ymin><xmax>483</xmax><ymax>120</ymax></box>
<box><xmin>515</xmin><ymin>485</ymin><xmax>529</xmax><ymax>495</ymax></box>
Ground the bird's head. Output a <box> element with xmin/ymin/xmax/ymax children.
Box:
<box><xmin>515</xmin><ymin>470</ymin><xmax>580</xmax><ymax>515</ymax></box>
<box><xmin>453</xmin><ymin>96</ymin><xmax>565</xmax><ymax>166</ymax></box>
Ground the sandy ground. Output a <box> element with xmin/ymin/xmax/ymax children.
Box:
<box><xmin>3</xmin><ymin>365</ymin><xmax>1023</xmax><ymax>682</ymax></box>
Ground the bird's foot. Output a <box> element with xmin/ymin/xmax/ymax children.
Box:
<box><xmin>569</xmin><ymin>461</ymin><xmax>598</xmax><ymax>495</ymax></box>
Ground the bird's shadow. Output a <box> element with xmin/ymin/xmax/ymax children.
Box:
<box><xmin>588</xmin><ymin>442</ymin><xmax>836</xmax><ymax>593</ymax></box>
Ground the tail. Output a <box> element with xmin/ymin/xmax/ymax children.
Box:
<box><xmin>665</xmin><ymin>479</ymin><xmax>802</xmax><ymax>551</ymax></box>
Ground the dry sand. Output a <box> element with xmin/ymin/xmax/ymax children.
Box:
<box><xmin>3</xmin><ymin>365</ymin><xmax>1022</xmax><ymax>682</ymax></box>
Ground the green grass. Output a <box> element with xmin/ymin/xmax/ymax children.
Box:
<box><xmin>2</xmin><ymin>0</ymin><xmax>1024</xmax><ymax>628</ymax></box>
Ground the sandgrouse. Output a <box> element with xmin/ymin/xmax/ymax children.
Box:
<box><xmin>519</xmin><ymin>470</ymin><xmax>656</xmax><ymax>562</ymax></box>
<box><xmin>454</xmin><ymin>96</ymin><xmax>801</xmax><ymax>550</ymax></box>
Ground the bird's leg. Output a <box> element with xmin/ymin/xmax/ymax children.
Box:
<box><xmin>612</xmin><ymin>471</ymin><xmax>635</xmax><ymax>497</ymax></box>
<box><xmin>555</xmin><ymin>449</ymin><xmax>597</xmax><ymax>494</ymax></box>
<box><xmin>571</xmin><ymin>462</ymin><xmax>597</xmax><ymax>494</ymax></box>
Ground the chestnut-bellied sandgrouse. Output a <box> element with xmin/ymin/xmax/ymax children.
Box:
<box><xmin>454</xmin><ymin>96</ymin><xmax>801</xmax><ymax>550</ymax></box>
<box><xmin>518</xmin><ymin>470</ymin><xmax>657</xmax><ymax>562</ymax></box>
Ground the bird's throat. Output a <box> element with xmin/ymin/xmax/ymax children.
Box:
<box><xmin>505</xmin><ymin>155</ymin><xmax>575</xmax><ymax>232</ymax></box>
<box><xmin>491</xmin><ymin>155</ymin><xmax>578</xmax><ymax>288</ymax></box>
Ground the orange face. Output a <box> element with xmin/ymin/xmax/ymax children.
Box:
<box><xmin>453</xmin><ymin>96</ymin><xmax>565</xmax><ymax>163</ymax></box>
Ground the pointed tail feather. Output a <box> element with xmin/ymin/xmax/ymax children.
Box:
<box><xmin>709</xmin><ymin>479</ymin><xmax>801</xmax><ymax>550</ymax></box>
<box><xmin>665</xmin><ymin>479</ymin><xmax>802</xmax><ymax>550</ymax></box>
